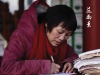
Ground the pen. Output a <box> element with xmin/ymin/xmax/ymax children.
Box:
<box><xmin>51</xmin><ymin>55</ymin><xmax>54</xmax><ymax>63</ymax></box>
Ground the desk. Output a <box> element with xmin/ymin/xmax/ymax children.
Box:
<box><xmin>40</xmin><ymin>73</ymin><xmax>83</xmax><ymax>75</ymax></box>
<box><xmin>56</xmin><ymin>72</ymin><xmax>82</xmax><ymax>75</ymax></box>
<box><xmin>57</xmin><ymin>73</ymin><xmax>82</xmax><ymax>75</ymax></box>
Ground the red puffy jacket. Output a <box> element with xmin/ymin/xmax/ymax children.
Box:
<box><xmin>1</xmin><ymin>0</ymin><xmax>78</xmax><ymax>74</ymax></box>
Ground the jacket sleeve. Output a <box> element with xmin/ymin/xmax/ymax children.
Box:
<box><xmin>63</xmin><ymin>44</ymin><xmax>78</xmax><ymax>63</ymax></box>
<box><xmin>1</xmin><ymin>30</ymin><xmax>51</xmax><ymax>75</ymax></box>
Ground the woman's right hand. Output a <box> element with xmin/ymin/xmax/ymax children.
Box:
<box><xmin>50</xmin><ymin>62</ymin><xmax>61</xmax><ymax>74</ymax></box>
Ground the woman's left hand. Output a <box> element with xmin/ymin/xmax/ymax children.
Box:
<box><xmin>62</xmin><ymin>62</ymin><xmax>75</xmax><ymax>73</ymax></box>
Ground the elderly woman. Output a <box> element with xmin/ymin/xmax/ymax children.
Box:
<box><xmin>1</xmin><ymin>0</ymin><xmax>78</xmax><ymax>74</ymax></box>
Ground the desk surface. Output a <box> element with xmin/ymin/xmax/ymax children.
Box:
<box><xmin>40</xmin><ymin>73</ymin><xmax>83</xmax><ymax>75</ymax></box>
<box><xmin>57</xmin><ymin>72</ymin><xmax>83</xmax><ymax>75</ymax></box>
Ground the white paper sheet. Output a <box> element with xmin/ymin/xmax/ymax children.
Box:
<box><xmin>51</xmin><ymin>72</ymin><xmax>76</xmax><ymax>75</ymax></box>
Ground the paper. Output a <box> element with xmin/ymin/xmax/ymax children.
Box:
<box><xmin>51</xmin><ymin>72</ymin><xmax>76</xmax><ymax>75</ymax></box>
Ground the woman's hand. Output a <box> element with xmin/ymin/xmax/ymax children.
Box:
<box><xmin>50</xmin><ymin>62</ymin><xmax>61</xmax><ymax>74</ymax></box>
<box><xmin>62</xmin><ymin>62</ymin><xmax>75</xmax><ymax>73</ymax></box>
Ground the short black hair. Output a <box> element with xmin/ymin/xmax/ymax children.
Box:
<box><xmin>37</xmin><ymin>5</ymin><xmax>77</xmax><ymax>34</ymax></box>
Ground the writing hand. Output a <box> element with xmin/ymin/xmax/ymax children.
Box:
<box><xmin>50</xmin><ymin>62</ymin><xmax>61</xmax><ymax>74</ymax></box>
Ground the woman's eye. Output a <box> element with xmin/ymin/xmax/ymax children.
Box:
<box><xmin>58</xmin><ymin>31</ymin><xmax>63</xmax><ymax>34</ymax></box>
<box><xmin>66</xmin><ymin>34</ymin><xmax>70</xmax><ymax>36</ymax></box>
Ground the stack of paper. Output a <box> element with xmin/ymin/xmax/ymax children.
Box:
<box><xmin>74</xmin><ymin>49</ymin><xmax>100</xmax><ymax>74</ymax></box>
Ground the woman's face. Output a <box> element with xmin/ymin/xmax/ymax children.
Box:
<box><xmin>46</xmin><ymin>22</ymin><xmax>72</xmax><ymax>47</ymax></box>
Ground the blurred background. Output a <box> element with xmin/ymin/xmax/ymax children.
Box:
<box><xmin>0</xmin><ymin>0</ymin><xmax>100</xmax><ymax>62</ymax></box>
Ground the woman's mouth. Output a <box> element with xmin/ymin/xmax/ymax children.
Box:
<box><xmin>55</xmin><ymin>41</ymin><xmax>61</xmax><ymax>45</ymax></box>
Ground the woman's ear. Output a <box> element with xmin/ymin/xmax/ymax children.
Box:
<box><xmin>45</xmin><ymin>23</ymin><xmax>48</xmax><ymax>32</ymax></box>
<box><xmin>45</xmin><ymin>23</ymin><xmax>48</xmax><ymax>28</ymax></box>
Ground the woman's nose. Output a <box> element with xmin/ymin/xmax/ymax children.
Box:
<box><xmin>59</xmin><ymin>34</ymin><xmax>65</xmax><ymax>41</ymax></box>
<box><xmin>59</xmin><ymin>34</ymin><xmax>69</xmax><ymax>41</ymax></box>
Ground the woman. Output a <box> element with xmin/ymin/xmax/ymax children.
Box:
<box><xmin>1</xmin><ymin>0</ymin><xmax>78</xmax><ymax>74</ymax></box>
